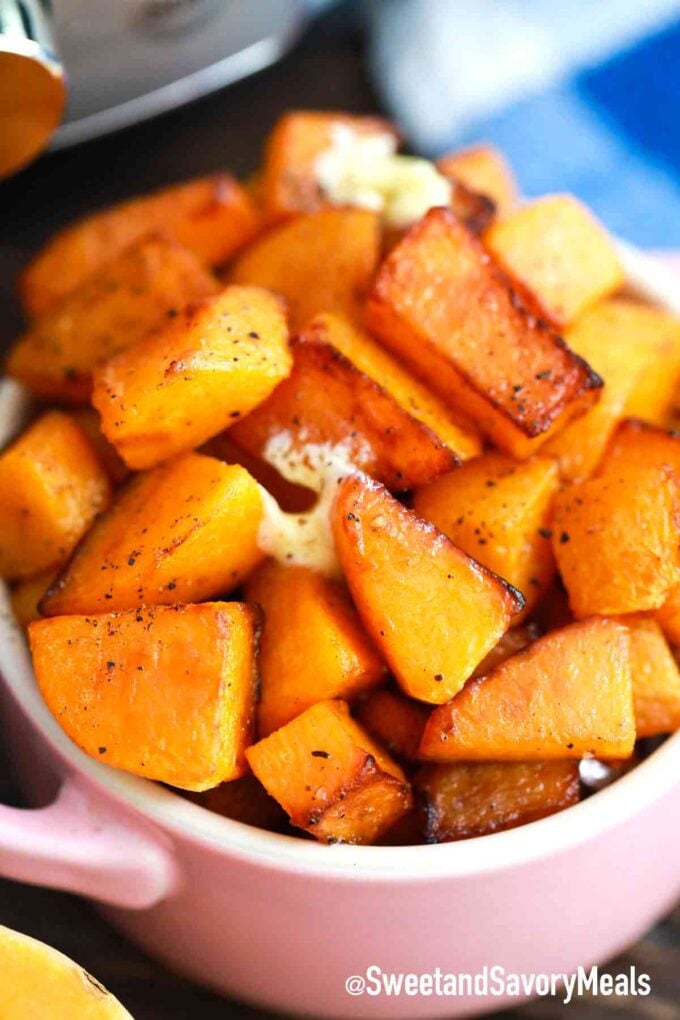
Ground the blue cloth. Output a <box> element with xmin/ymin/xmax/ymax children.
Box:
<box><xmin>369</xmin><ymin>0</ymin><xmax>680</xmax><ymax>247</ymax></box>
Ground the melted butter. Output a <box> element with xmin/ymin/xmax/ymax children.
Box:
<box><xmin>256</xmin><ymin>434</ymin><xmax>363</xmax><ymax>576</ymax></box>
<box><xmin>314</xmin><ymin>125</ymin><xmax>452</xmax><ymax>228</ymax></box>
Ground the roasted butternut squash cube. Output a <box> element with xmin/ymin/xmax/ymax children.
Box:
<box><xmin>366</xmin><ymin>209</ymin><xmax>600</xmax><ymax>458</ymax></box>
<box><xmin>230</xmin><ymin>335</ymin><xmax>459</xmax><ymax>491</ymax></box>
<box><xmin>203</xmin><ymin>431</ymin><xmax>315</xmax><ymax>513</ymax></box>
<box><xmin>656</xmin><ymin>584</ymin><xmax>680</xmax><ymax>646</ymax></box>
<box><xmin>414</xmin><ymin>453</ymin><xmax>559</xmax><ymax>616</ymax></box>
<box><xmin>7</xmin><ymin>235</ymin><xmax>218</xmax><ymax>403</ymax></box>
<box><xmin>604</xmin><ymin>417</ymin><xmax>680</xmax><ymax>476</ymax></box>
<box><xmin>230</xmin><ymin>208</ymin><xmax>380</xmax><ymax>331</ymax></box>
<box><xmin>416</xmin><ymin>760</ymin><xmax>580</xmax><ymax>842</ymax></box>
<box><xmin>485</xmin><ymin>196</ymin><xmax>624</xmax><ymax>328</ymax></box>
<box><xmin>20</xmin><ymin>175</ymin><xmax>260</xmax><ymax>317</ymax></box>
<box><xmin>356</xmin><ymin>688</ymin><xmax>429</xmax><ymax>762</ymax></box>
<box><xmin>30</xmin><ymin>602</ymin><xmax>258</xmax><ymax>790</ymax></box>
<box><xmin>552</xmin><ymin>466</ymin><xmax>680</xmax><ymax>616</ymax></box>
<box><xmin>470</xmin><ymin>624</ymin><xmax>538</xmax><ymax>679</ymax></box>
<box><xmin>612</xmin><ymin>304</ymin><xmax>680</xmax><ymax>426</ymax></box>
<box><xmin>245</xmin><ymin>560</ymin><xmax>386</xmax><ymax>737</ymax></box>
<box><xmin>40</xmin><ymin>453</ymin><xmax>264</xmax><ymax>615</ymax></box>
<box><xmin>261</xmin><ymin>110</ymin><xmax>398</xmax><ymax>220</ymax></box>
<box><xmin>332</xmin><ymin>474</ymin><xmax>524</xmax><ymax>704</ymax></box>
<box><xmin>420</xmin><ymin>618</ymin><xmax>635</xmax><ymax>761</ymax></box>
<box><xmin>624</xmin><ymin>617</ymin><xmax>680</xmax><ymax>738</ymax></box>
<box><xmin>68</xmin><ymin>409</ymin><xmax>131</xmax><ymax>486</ymax></box>
<box><xmin>246</xmin><ymin>699</ymin><xmax>412</xmax><ymax>844</ymax></box>
<box><xmin>0</xmin><ymin>411</ymin><xmax>112</xmax><ymax>580</ymax></box>
<box><xmin>436</xmin><ymin>144</ymin><xmax>518</xmax><ymax>213</ymax></box>
<box><xmin>9</xmin><ymin>569</ymin><xmax>55</xmax><ymax>628</ymax></box>
<box><xmin>92</xmin><ymin>286</ymin><xmax>291</xmax><ymax>470</ymax></box>
<box><xmin>187</xmin><ymin>774</ymin><xmax>289</xmax><ymax>833</ymax></box>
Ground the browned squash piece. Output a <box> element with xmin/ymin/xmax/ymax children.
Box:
<box><xmin>610</xmin><ymin>303</ymin><xmax>680</xmax><ymax>426</ymax></box>
<box><xmin>445</xmin><ymin>179</ymin><xmax>496</xmax><ymax>235</ymax></box>
<box><xmin>230</xmin><ymin>335</ymin><xmax>459</xmax><ymax>491</ymax></box>
<box><xmin>656</xmin><ymin>585</ymin><xmax>680</xmax><ymax>646</ymax></box>
<box><xmin>0</xmin><ymin>411</ymin><xmax>112</xmax><ymax>580</ymax></box>
<box><xmin>416</xmin><ymin>760</ymin><xmax>580</xmax><ymax>842</ymax></box>
<box><xmin>356</xmin><ymin>688</ymin><xmax>429</xmax><ymax>762</ymax></box>
<box><xmin>604</xmin><ymin>417</ymin><xmax>680</xmax><ymax>476</ymax></box>
<box><xmin>69</xmin><ymin>409</ymin><xmax>131</xmax><ymax>486</ymax></box>
<box><xmin>187</xmin><ymin>774</ymin><xmax>289</xmax><ymax>832</ymax></box>
<box><xmin>202</xmin><ymin>431</ymin><xmax>315</xmax><ymax>512</ymax></box>
<box><xmin>245</xmin><ymin>560</ymin><xmax>386</xmax><ymax>737</ymax></box>
<box><xmin>332</xmin><ymin>474</ymin><xmax>524</xmax><ymax>704</ymax></box>
<box><xmin>485</xmin><ymin>196</ymin><xmax>624</xmax><ymax>329</ymax></box>
<box><xmin>470</xmin><ymin>624</ymin><xmax>538</xmax><ymax>679</ymax></box>
<box><xmin>30</xmin><ymin>602</ymin><xmax>258</xmax><ymax>791</ymax></box>
<box><xmin>40</xmin><ymin>453</ymin><xmax>264</xmax><ymax>615</ymax></box>
<box><xmin>9</xmin><ymin>569</ymin><xmax>55</xmax><ymax>627</ymax></box>
<box><xmin>20</xmin><ymin>175</ymin><xmax>260</xmax><ymax>317</ymax></box>
<box><xmin>365</xmin><ymin>208</ymin><xmax>601</xmax><ymax>458</ymax></box>
<box><xmin>246</xmin><ymin>699</ymin><xmax>412</xmax><ymax>844</ymax></box>
<box><xmin>414</xmin><ymin>453</ymin><xmax>559</xmax><ymax>616</ymax></box>
<box><xmin>552</xmin><ymin>465</ymin><xmax>680</xmax><ymax>616</ymax></box>
<box><xmin>436</xmin><ymin>144</ymin><xmax>518</xmax><ymax>213</ymax></box>
<box><xmin>624</xmin><ymin>617</ymin><xmax>680</xmax><ymax>738</ymax></box>
<box><xmin>531</xmin><ymin>582</ymin><xmax>574</xmax><ymax>633</ymax></box>
<box><xmin>419</xmin><ymin>618</ymin><xmax>635</xmax><ymax>761</ymax></box>
<box><xmin>261</xmin><ymin>110</ymin><xmax>398</xmax><ymax>220</ymax></box>
<box><xmin>7</xmin><ymin>235</ymin><xmax>218</xmax><ymax>404</ymax></box>
<box><xmin>230</xmin><ymin>208</ymin><xmax>381</xmax><ymax>331</ymax></box>
<box><xmin>92</xmin><ymin>286</ymin><xmax>291</xmax><ymax>470</ymax></box>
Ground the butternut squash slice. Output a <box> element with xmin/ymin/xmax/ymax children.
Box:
<box><xmin>92</xmin><ymin>285</ymin><xmax>291</xmax><ymax>470</ymax></box>
<box><xmin>332</xmin><ymin>473</ymin><xmax>524</xmax><ymax>704</ymax></box>
<box><xmin>0</xmin><ymin>411</ymin><xmax>111</xmax><ymax>580</ymax></box>
<box><xmin>30</xmin><ymin>602</ymin><xmax>259</xmax><ymax>790</ymax></box>
<box><xmin>19</xmin><ymin>174</ymin><xmax>260</xmax><ymax>317</ymax></box>
<box><xmin>624</xmin><ymin>617</ymin><xmax>680</xmax><ymax>738</ymax></box>
<box><xmin>419</xmin><ymin>618</ymin><xmax>635</xmax><ymax>762</ymax></box>
<box><xmin>416</xmin><ymin>761</ymin><xmax>580</xmax><ymax>842</ymax></box>
<box><xmin>356</xmin><ymin>688</ymin><xmax>429</xmax><ymax>762</ymax></box>
<box><xmin>246</xmin><ymin>699</ymin><xmax>412</xmax><ymax>844</ymax></box>
<box><xmin>365</xmin><ymin>208</ymin><xmax>601</xmax><ymax>458</ymax></box>
<box><xmin>436</xmin><ymin>144</ymin><xmax>518</xmax><ymax>214</ymax></box>
<box><xmin>245</xmin><ymin>560</ymin><xmax>386</xmax><ymax>737</ymax></box>
<box><xmin>40</xmin><ymin>453</ymin><xmax>264</xmax><ymax>616</ymax></box>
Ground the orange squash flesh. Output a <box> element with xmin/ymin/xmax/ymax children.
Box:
<box><xmin>19</xmin><ymin>175</ymin><xmax>260</xmax><ymax>318</ymax></box>
<box><xmin>416</xmin><ymin>760</ymin><xmax>580</xmax><ymax>842</ymax></box>
<box><xmin>29</xmin><ymin>602</ymin><xmax>259</xmax><ymax>790</ymax></box>
<box><xmin>245</xmin><ymin>560</ymin><xmax>386</xmax><ymax>737</ymax></box>
<box><xmin>624</xmin><ymin>617</ymin><xmax>680</xmax><ymax>738</ymax></box>
<box><xmin>230</xmin><ymin>336</ymin><xmax>459</xmax><ymax>491</ymax></box>
<box><xmin>470</xmin><ymin>624</ymin><xmax>538</xmax><ymax>679</ymax></box>
<box><xmin>414</xmin><ymin>453</ymin><xmax>559</xmax><ymax>616</ymax></box>
<box><xmin>356</xmin><ymin>688</ymin><xmax>429</xmax><ymax>762</ymax></box>
<box><xmin>0</xmin><ymin>411</ymin><xmax>112</xmax><ymax>580</ymax></box>
<box><xmin>419</xmin><ymin>618</ymin><xmax>635</xmax><ymax>762</ymax></box>
<box><xmin>603</xmin><ymin>417</ymin><xmax>680</xmax><ymax>476</ymax></box>
<box><xmin>187</xmin><ymin>774</ymin><xmax>289</xmax><ymax>833</ymax></box>
<box><xmin>7</xmin><ymin>234</ymin><xmax>218</xmax><ymax>403</ymax></box>
<box><xmin>436</xmin><ymin>144</ymin><xmax>518</xmax><ymax>214</ymax></box>
<box><xmin>484</xmin><ymin>195</ymin><xmax>624</xmax><ymax>329</ymax></box>
<box><xmin>612</xmin><ymin>303</ymin><xmax>680</xmax><ymax>426</ymax></box>
<box><xmin>246</xmin><ymin>699</ymin><xmax>412</xmax><ymax>844</ymax></box>
<box><xmin>230</xmin><ymin>207</ymin><xmax>381</xmax><ymax>332</ymax></box>
<box><xmin>332</xmin><ymin>474</ymin><xmax>524</xmax><ymax>704</ymax></box>
<box><xmin>92</xmin><ymin>286</ymin><xmax>291</xmax><ymax>470</ymax></box>
<box><xmin>365</xmin><ymin>208</ymin><xmax>601</xmax><ymax>458</ymax></box>
<box><xmin>69</xmin><ymin>408</ymin><xmax>131</xmax><ymax>487</ymax></box>
<box><xmin>656</xmin><ymin>585</ymin><xmax>680</xmax><ymax>646</ymax></box>
<box><xmin>9</xmin><ymin>569</ymin><xmax>55</xmax><ymax>627</ymax></box>
<box><xmin>40</xmin><ymin>453</ymin><xmax>264</xmax><ymax>616</ymax></box>
<box><xmin>552</xmin><ymin>465</ymin><xmax>680</xmax><ymax>617</ymax></box>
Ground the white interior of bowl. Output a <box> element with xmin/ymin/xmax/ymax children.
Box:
<box><xmin>1</xmin><ymin>241</ymin><xmax>679</xmax><ymax>878</ymax></box>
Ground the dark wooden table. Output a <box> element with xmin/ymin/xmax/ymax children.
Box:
<box><xmin>0</xmin><ymin>10</ymin><xmax>677</xmax><ymax>1019</ymax></box>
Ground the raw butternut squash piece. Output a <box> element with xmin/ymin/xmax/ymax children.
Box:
<box><xmin>366</xmin><ymin>208</ymin><xmax>601</xmax><ymax>458</ymax></box>
<box><xmin>0</xmin><ymin>411</ymin><xmax>111</xmax><ymax>580</ymax></box>
<box><xmin>30</xmin><ymin>602</ymin><xmax>258</xmax><ymax>790</ymax></box>
<box><xmin>261</xmin><ymin>110</ymin><xmax>398</xmax><ymax>220</ymax></box>
<box><xmin>245</xmin><ymin>560</ymin><xmax>386</xmax><ymax>737</ymax></box>
<box><xmin>0</xmin><ymin>925</ymin><xmax>133</xmax><ymax>1020</ymax></box>
<box><xmin>7</xmin><ymin>235</ymin><xmax>218</xmax><ymax>403</ymax></box>
<box><xmin>20</xmin><ymin>175</ymin><xmax>260</xmax><ymax>317</ymax></box>
<box><xmin>246</xmin><ymin>699</ymin><xmax>412</xmax><ymax>844</ymax></box>
<box><xmin>470</xmin><ymin>624</ymin><xmax>538</xmax><ymax>679</ymax></box>
<box><xmin>414</xmin><ymin>453</ymin><xmax>559</xmax><ymax>616</ymax></box>
<box><xmin>92</xmin><ymin>286</ymin><xmax>291</xmax><ymax>470</ymax></box>
<box><xmin>187</xmin><ymin>774</ymin><xmax>289</xmax><ymax>833</ymax></box>
<box><xmin>485</xmin><ymin>195</ymin><xmax>624</xmax><ymax>328</ymax></box>
<box><xmin>624</xmin><ymin>617</ymin><xmax>680</xmax><ymax>738</ymax></box>
<box><xmin>230</xmin><ymin>208</ymin><xmax>380</xmax><ymax>331</ymax></box>
<box><xmin>9</xmin><ymin>569</ymin><xmax>55</xmax><ymax>627</ymax></box>
<box><xmin>420</xmin><ymin>618</ymin><xmax>635</xmax><ymax>761</ymax></box>
<box><xmin>356</xmin><ymin>688</ymin><xmax>429</xmax><ymax>762</ymax></box>
<box><xmin>230</xmin><ymin>335</ymin><xmax>459</xmax><ymax>491</ymax></box>
<box><xmin>437</xmin><ymin>144</ymin><xmax>518</xmax><ymax>214</ymax></box>
<box><xmin>416</xmin><ymin>761</ymin><xmax>580</xmax><ymax>842</ymax></box>
<box><xmin>552</xmin><ymin>465</ymin><xmax>680</xmax><ymax>617</ymax></box>
<box><xmin>40</xmin><ymin>453</ymin><xmax>264</xmax><ymax>615</ymax></box>
<box><xmin>332</xmin><ymin>474</ymin><xmax>524</xmax><ymax>704</ymax></box>
<box><xmin>69</xmin><ymin>408</ymin><xmax>131</xmax><ymax>486</ymax></box>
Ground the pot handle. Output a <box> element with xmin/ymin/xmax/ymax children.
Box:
<box><xmin>0</xmin><ymin>777</ymin><xmax>178</xmax><ymax>909</ymax></box>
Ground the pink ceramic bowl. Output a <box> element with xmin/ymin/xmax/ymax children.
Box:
<box><xmin>1</xmin><ymin>244</ymin><xmax>679</xmax><ymax>1019</ymax></box>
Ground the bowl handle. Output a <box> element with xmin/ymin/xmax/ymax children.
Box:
<box><xmin>0</xmin><ymin>776</ymin><xmax>178</xmax><ymax>909</ymax></box>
